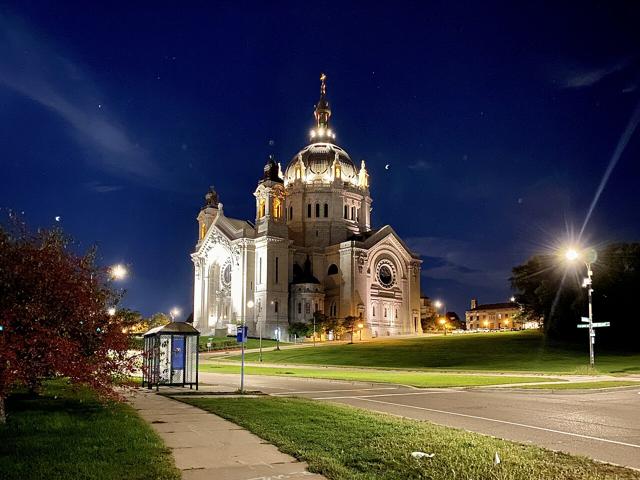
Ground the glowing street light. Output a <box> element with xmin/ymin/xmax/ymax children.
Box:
<box><xmin>107</xmin><ymin>307</ymin><xmax>116</xmax><ymax>316</ymax></box>
<box><xmin>439</xmin><ymin>317</ymin><xmax>449</xmax><ymax>336</ymax></box>
<box><xmin>110</xmin><ymin>264</ymin><xmax>128</xmax><ymax>281</ymax></box>
<box><xmin>565</xmin><ymin>248</ymin><xmax>580</xmax><ymax>262</ymax></box>
<box><xmin>563</xmin><ymin>246</ymin><xmax>598</xmax><ymax>367</ymax></box>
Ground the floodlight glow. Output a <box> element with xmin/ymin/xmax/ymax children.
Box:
<box><xmin>434</xmin><ymin>300</ymin><xmax>442</xmax><ymax>309</ymax></box>
<box><xmin>107</xmin><ymin>307</ymin><xmax>116</xmax><ymax>316</ymax></box>
<box><xmin>247</xmin><ymin>300</ymin><xmax>255</xmax><ymax>308</ymax></box>
<box><xmin>170</xmin><ymin>307</ymin><xmax>181</xmax><ymax>319</ymax></box>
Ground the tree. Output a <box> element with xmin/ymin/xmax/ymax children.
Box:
<box><xmin>0</xmin><ymin>219</ymin><xmax>138</xmax><ymax>423</ymax></box>
<box><xmin>288</xmin><ymin>322</ymin><xmax>312</xmax><ymax>339</ymax></box>
<box><xmin>420</xmin><ymin>297</ymin><xmax>439</xmax><ymax>332</ymax></box>
<box><xmin>147</xmin><ymin>312</ymin><xmax>171</xmax><ymax>329</ymax></box>
<box><xmin>446</xmin><ymin>312</ymin><xmax>464</xmax><ymax>330</ymax></box>
<box><xmin>312</xmin><ymin>311</ymin><xmax>328</xmax><ymax>339</ymax></box>
<box><xmin>342</xmin><ymin>316</ymin><xmax>358</xmax><ymax>343</ymax></box>
<box><xmin>511</xmin><ymin>243</ymin><xmax>640</xmax><ymax>349</ymax></box>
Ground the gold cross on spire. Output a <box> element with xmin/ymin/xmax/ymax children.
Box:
<box><xmin>320</xmin><ymin>72</ymin><xmax>326</xmax><ymax>96</ymax></box>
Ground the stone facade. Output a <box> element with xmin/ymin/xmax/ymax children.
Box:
<box><xmin>191</xmin><ymin>75</ymin><xmax>422</xmax><ymax>339</ymax></box>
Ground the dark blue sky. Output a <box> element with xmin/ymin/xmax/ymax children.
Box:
<box><xmin>1</xmin><ymin>2</ymin><xmax>639</xmax><ymax>317</ymax></box>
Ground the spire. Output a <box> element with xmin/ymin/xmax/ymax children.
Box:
<box><xmin>314</xmin><ymin>73</ymin><xmax>331</xmax><ymax>129</ymax></box>
<box><xmin>310</xmin><ymin>73</ymin><xmax>336</xmax><ymax>141</ymax></box>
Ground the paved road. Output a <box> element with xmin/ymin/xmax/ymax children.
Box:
<box><xmin>199</xmin><ymin>371</ymin><xmax>640</xmax><ymax>470</ymax></box>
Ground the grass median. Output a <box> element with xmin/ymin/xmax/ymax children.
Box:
<box><xmin>200</xmin><ymin>363</ymin><xmax>559</xmax><ymax>387</ymax></box>
<box><xmin>183</xmin><ymin>396</ymin><xmax>640</xmax><ymax>480</ymax></box>
<box><xmin>517</xmin><ymin>380</ymin><xmax>640</xmax><ymax>390</ymax></box>
<box><xmin>0</xmin><ymin>379</ymin><xmax>180</xmax><ymax>480</ymax></box>
<box><xmin>233</xmin><ymin>331</ymin><xmax>640</xmax><ymax>374</ymax></box>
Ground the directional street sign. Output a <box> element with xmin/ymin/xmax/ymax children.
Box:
<box><xmin>581</xmin><ymin>316</ymin><xmax>590</xmax><ymax>323</ymax></box>
<box><xmin>577</xmin><ymin>322</ymin><xmax>610</xmax><ymax>328</ymax></box>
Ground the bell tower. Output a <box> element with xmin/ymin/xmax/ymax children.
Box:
<box><xmin>253</xmin><ymin>155</ymin><xmax>289</xmax><ymax>340</ymax></box>
<box><xmin>197</xmin><ymin>186</ymin><xmax>220</xmax><ymax>244</ymax></box>
<box><xmin>254</xmin><ymin>155</ymin><xmax>287</xmax><ymax>237</ymax></box>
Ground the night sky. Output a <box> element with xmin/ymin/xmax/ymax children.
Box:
<box><xmin>1</xmin><ymin>2</ymin><xmax>639</xmax><ymax>318</ymax></box>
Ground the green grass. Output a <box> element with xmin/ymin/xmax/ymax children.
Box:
<box><xmin>0</xmin><ymin>380</ymin><xmax>180</xmax><ymax>480</ymax></box>
<box><xmin>200</xmin><ymin>363</ymin><xmax>558</xmax><ymax>387</ymax></box>
<box><xmin>199</xmin><ymin>335</ymin><xmax>282</xmax><ymax>351</ymax></box>
<box><xmin>518</xmin><ymin>380</ymin><xmax>640</xmax><ymax>390</ymax></box>
<box><xmin>182</xmin><ymin>396</ymin><xmax>640</xmax><ymax>480</ymax></box>
<box><xmin>233</xmin><ymin>331</ymin><xmax>640</xmax><ymax>374</ymax></box>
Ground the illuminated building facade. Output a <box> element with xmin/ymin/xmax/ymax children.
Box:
<box><xmin>191</xmin><ymin>75</ymin><xmax>422</xmax><ymax>338</ymax></box>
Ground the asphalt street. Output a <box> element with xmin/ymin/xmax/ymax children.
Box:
<box><xmin>199</xmin><ymin>371</ymin><xmax>640</xmax><ymax>470</ymax></box>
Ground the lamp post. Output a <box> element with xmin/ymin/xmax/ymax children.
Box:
<box><xmin>242</xmin><ymin>300</ymin><xmax>254</xmax><ymax>392</ymax></box>
<box><xmin>271</xmin><ymin>300</ymin><xmax>281</xmax><ymax>351</ymax></box>
<box><xmin>357</xmin><ymin>322</ymin><xmax>364</xmax><ymax>341</ymax></box>
<box><xmin>564</xmin><ymin>247</ymin><xmax>597</xmax><ymax>368</ymax></box>
<box><xmin>439</xmin><ymin>317</ymin><xmax>447</xmax><ymax>336</ymax></box>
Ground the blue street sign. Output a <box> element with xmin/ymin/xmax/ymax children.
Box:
<box><xmin>236</xmin><ymin>326</ymin><xmax>248</xmax><ymax>343</ymax></box>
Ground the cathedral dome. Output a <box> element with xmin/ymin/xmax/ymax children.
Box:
<box><xmin>284</xmin><ymin>142</ymin><xmax>357</xmax><ymax>183</ymax></box>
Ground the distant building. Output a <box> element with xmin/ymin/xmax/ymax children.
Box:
<box><xmin>465</xmin><ymin>298</ymin><xmax>539</xmax><ymax>330</ymax></box>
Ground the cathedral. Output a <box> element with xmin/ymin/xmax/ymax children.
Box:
<box><xmin>191</xmin><ymin>75</ymin><xmax>422</xmax><ymax>339</ymax></box>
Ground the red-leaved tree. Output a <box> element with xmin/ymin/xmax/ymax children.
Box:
<box><xmin>0</xmin><ymin>216</ymin><xmax>138</xmax><ymax>423</ymax></box>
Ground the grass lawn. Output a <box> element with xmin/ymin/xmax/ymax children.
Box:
<box><xmin>234</xmin><ymin>331</ymin><xmax>640</xmax><ymax>374</ymax></box>
<box><xmin>518</xmin><ymin>380</ymin><xmax>640</xmax><ymax>390</ymax></box>
<box><xmin>0</xmin><ymin>379</ymin><xmax>180</xmax><ymax>480</ymax></box>
<box><xmin>183</xmin><ymin>396</ymin><xmax>640</xmax><ymax>480</ymax></box>
<box><xmin>200</xmin><ymin>363</ymin><xmax>559</xmax><ymax>387</ymax></box>
<box><xmin>199</xmin><ymin>335</ymin><xmax>282</xmax><ymax>351</ymax></box>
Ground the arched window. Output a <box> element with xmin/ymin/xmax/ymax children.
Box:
<box><xmin>289</xmin><ymin>206</ymin><xmax>293</xmax><ymax>220</ymax></box>
<box><xmin>258</xmin><ymin>199</ymin><xmax>266</xmax><ymax>218</ymax></box>
<box><xmin>274</xmin><ymin>301</ymin><xmax>279</xmax><ymax>313</ymax></box>
<box><xmin>298</xmin><ymin>302</ymin><xmax>302</xmax><ymax>314</ymax></box>
<box><xmin>273</xmin><ymin>198</ymin><xmax>281</xmax><ymax>219</ymax></box>
<box><xmin>324</xmin><ymin>203</ymin><xmax>328</xmax><ymax>217</ymax></box>
<box><xmin>327</xmin><ymin>264</ymin><xmax>338</xmax><ymax>275</ymax></box>
<box><xmin>384</xmin><ymin>308</ymin><xmax>388</xmax><ymax>318</ymax></box>
<box><xmin>344</xmin><ymin>205</ymin><xmax>348</xmax><ymax>219</ymax></box>
<box><xmin>315</xmin><ymin>203</ymin><xmax>320</xmax><ymax>217</ymax></box>
<box><xmin>351</xmin><ymin>206</ymin><xmax>355</xmax><ymax>220</ymax></box>
<box><xmin>372</xmin><ymin>305</ymin><xmax>376</xmax><ymax>317</ymax></box>
<box><xmin>200</xmin><ymin>222</ymin><xmax>206</xmax><ymax>240</ymax></box>
<box><xmin>307</xmin><ymin>204</ymin><xmax>311</xmax><ymax>218</ymax></box>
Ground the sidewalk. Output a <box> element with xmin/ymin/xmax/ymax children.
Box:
<box><xmin>130</xmin><ymin>389</ymin><xmax>326</xmax><ymax>480</ymax></box>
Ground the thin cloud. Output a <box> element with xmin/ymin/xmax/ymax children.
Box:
<box><xmin>558</xmin><ymin>59</ymin><xmax>631</xmax><ymax>89</ymax></box>
<box><xmin>0</xmin><ymin>13</ymin><xmax>167</xmax><ymax>186</ymax></box>
<box><xmin>408</xmin><ymin>160</ymin><xmax>432</xmax><ymax>171</ymax></box>
<box><xmin>406</xmin><ymin>236</ymin><xmax>512</xmax><ymax>288</ymax></box>
<box><xmin>83</xmin><ymin>181</ymin><xmax>124</xmax><ymax>193</ymax></box>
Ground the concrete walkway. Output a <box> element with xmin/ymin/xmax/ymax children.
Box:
<box><xmin>130</xmin><ymin>389</ymin><xmax>326</xmax><ymax>480</ymax></box>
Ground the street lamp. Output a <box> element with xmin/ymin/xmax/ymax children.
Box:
<box><xmin>241</xmin><ymin>300</ymin><xmax>254</xmax><ymax>392</ymax></box>
<box><xmin>110</xmin><ymin>264</ymin><xmax>128</xmax><ymax>281</ymax></box>
<box><xmin>170</xmin><ymin>307</ymin><xmax>181</xmax><ymax>321</ymax></box>
<box><xmin>439</xmin><ymin>317</ymin><xmax>447</xmax><ymax>336</ymax></box>
<box><xmin>271</xmin><ymin>300</ymin><xmax>281</xmax><ymax>351</ymax></box>
<box><xmin>107</xmin><ymin>307</ymin><xmax>116</xmax><ymax>316</ymax></box>
<box><xmin>563</xmin><ymin>246</ymin><xmax>597</xmax><ymax>367</ymax></box>
<box><xmin>357</xmin><ymin>322</ymin><xmax>364</xmax><ymax>341</ymax></box>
